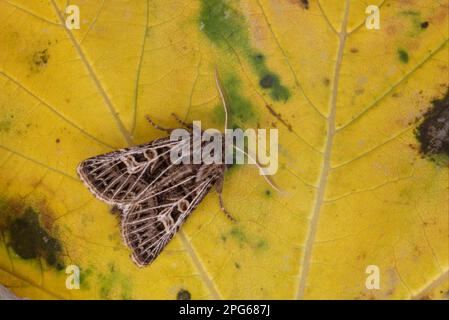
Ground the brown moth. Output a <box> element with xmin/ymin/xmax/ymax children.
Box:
<box><xmin>77</xmin><ymin>69</ymin><xmax>279</xmax><ymax>267</ymax></box>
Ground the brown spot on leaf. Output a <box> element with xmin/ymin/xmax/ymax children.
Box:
<box><xmin>416</xmin><ymin>88</ymin><xmax>449</xmax><ymax>156</ymax></box>
<box><xmin>299</xmin><ymin>0</ymin><xmax>309</xmax><ymax>9</ymax></box>
<box><xmin>265</xmin><ymin>104</ymin><xmax>292</xmax><ymax>132</ymax></box>
<box><xmin>33</xmin><ymin>49</ymin><xmax>49</xmax><ymax>67</ymax></box>
<box><xmin>287</xmin><ymin>0</ymin><xmax>309</xmax><ymax>9</ymax></box>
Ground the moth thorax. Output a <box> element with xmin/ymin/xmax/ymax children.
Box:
<box><xmin>177</xmin><ymin>199</ymin><xmax>190</xmax><ymax>213</ymax></box>
<box><xmin>143</xmin><ymin>149</ymin><xmax>157</xmax><ymax>160</ymax></box>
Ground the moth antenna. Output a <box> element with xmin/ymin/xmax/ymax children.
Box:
<box><xmin>233</xmin><ymin>145</ymin><xmax>285</xmax><ymax>193</ymax></box>
<box><xmin>214</xmin><ymin>66</ymin><xmax>229</xmax><ymax>131</ymax></box>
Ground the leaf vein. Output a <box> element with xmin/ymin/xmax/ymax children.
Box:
<box><xmin>296</xmin><ymin>0</ymin><xmax>350</xmax><ymax>300</ymax></box>
<box><xmin>50</xmin><ymin>0</ymin><xmax>133</xmax><ymax>145</ymax></box>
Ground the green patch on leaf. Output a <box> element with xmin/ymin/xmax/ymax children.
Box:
<box><xmin>397</xmin><ymin>49</ymin><xmax>409</xmax><ymax>63</ymax></box>
<box><xmin>398</xmin><ymin>10</ymin><xmax>428</xmax><ymax>36</ymax></box>
<box><xmin>0</xmin><ymin>119</ymin><xmax>11</xmax><ymax>132</ymax></box>
<box><xmin>99</xmin><ymin>262</ymin><xmax>133</xmax><ymax>299</ymax></box>
<box><xmin>79</xmin><ymin>267</ymin><xmax>93</xmax><ymax>290</ymax></box>
<box><xmin>230</xmin><ymin>227</ymin><xmax>247</xmax><ymax>245</ymax></box>
<box><xmin>255</xmin><ymin>239</ymin><xmax>269</xmax><ymax>251</ymax></box>
<box><xmin>199</xmin><ymin>0</ymin><xmax>290</xmax><ymax>102</ymax></box>
<box><xmin>1</xmin><ymin>203</ymin><xmax>64</xmax><ymax>271</ymax></box>
<box><xmin>213</xmin><ymin>75</ymin><xmax>257</xmax><ymax>127</ymax></box>
<box><xmin>228</xmin><ymin>227</ymin><xmax>269</xmax><ymax>252</ymax></box>
<box><xmin>251</xmin><ymin>54</ymin><xmax>290</xmax><ymax>102</ymax></box>
<box><xmin>199</xmin><ymin>0</ymin><xmax>247</xmax><ymax>48</ymax></box>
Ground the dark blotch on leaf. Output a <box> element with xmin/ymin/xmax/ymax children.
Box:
<box><xmin>177</xmin><ymin>289</ymin><xmax>191</xmax><ymax>300</ymax></box>
<box><xmin>253</xmin><ymin>53</ymin><xmax>265</xmax><ymax>64</ymax></box>
<box><xmin>420</xmin><ymin>21</ymin><xmax>429</xmax><ymax>29</ymax></box>
<box><xmin>271</xmin><ymin>85</ymin><xmax>290</xmax><ymax>102</ymax></box>
<box><xmin>416</xmin><ymin>89</ymin><xmax>449</xmax><ymax>156</ymax></box>
<box><xmin>55</xmin><ymin>262</ymin><xmax>64</xmax><ymax>271</ymax></box>
<box><xmin>8</xmin><ymin>207</ymin><xmax>63</xmax><ymax>268</ymax></box>
<box><xmin>260</xmin><ymin>74</ymin><xmax>276</xmax><ymax>88</ymax></box>
<box><xmin>259</xmin><ymin>74</ymin><xmax>290</xmax><ymax>102</ymax></box>
<box><xmin>397</xmin><ymin>49</ymin><xmax>409</xmax><ymax>63</ymax></box>
<box><xmin>300</xmin><ymin>0</ymin><xmax>309</xmax><ymax>9</ymax></box>
<box><xmin>33</xmin><ymin>49</ymin><xmax>49</xmax><ymax>66</ymax></box>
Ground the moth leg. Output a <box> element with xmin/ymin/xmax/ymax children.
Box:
<box><xmin>218</xmin><ymin>193</ymin><xmax>236</xmax><ymax>222</ymax></box>
<box><xmin>215</xmin><ymin>179</ymin><xmax>236</xmax><ymax>222</ymax></box>
<box><xmin>145</xmin><ymin>115</ymin><xmax>172</xmax><ymax>133</ymax></box>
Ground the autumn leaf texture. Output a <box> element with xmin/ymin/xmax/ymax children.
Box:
<box><xmin>0</xmin><ymin>0</ymin><xmax>448</xmax><ymax>299</ymax></box>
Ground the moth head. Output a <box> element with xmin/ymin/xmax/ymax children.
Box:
<box><xmin>177</xmin><ymin>199</ymin><xmax>190</xmax><ymax>213</ymax></box>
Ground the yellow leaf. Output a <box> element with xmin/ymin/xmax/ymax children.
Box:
<box><xmin>0</xmin><ymin>0</ymin><xmax>448</xmax><ymax>300</ymax></box>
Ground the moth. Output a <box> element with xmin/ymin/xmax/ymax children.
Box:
<box><xmin>77</xmin><ymin>69</ymin><xmax>279</xmax><ymax>267</ymax></box>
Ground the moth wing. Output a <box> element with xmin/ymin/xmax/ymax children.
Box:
<box><xmin>77</xmin><ymin>138</ymin><xmax>178</xmax><ymax>205</ymax></box>
<box><xmin>121</xmin><ymin>175</ymin><xmax>217</xmax><ymax>267</ymax></box>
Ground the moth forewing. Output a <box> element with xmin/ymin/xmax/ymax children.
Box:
<box><xmin>119</xmin><ymin>170</ymin><xmax>222</xmax><ymax>267</ymax></box>
<box><xmin>76</xmin><ymin>138</ymin><xmax>177</xmax><ymax>205</ymax></box>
